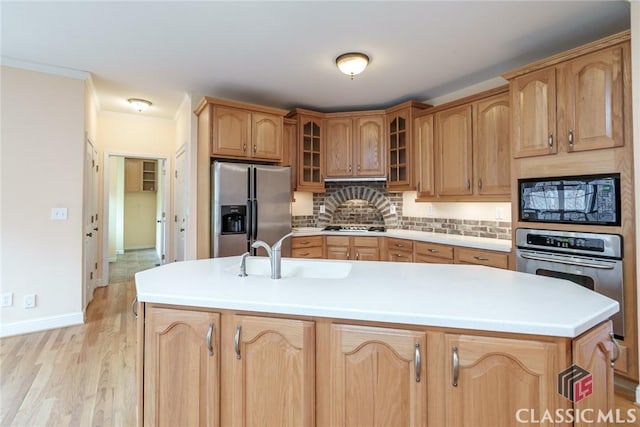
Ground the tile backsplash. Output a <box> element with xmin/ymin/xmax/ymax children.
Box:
<box><xmin>291</xmin><ymin>183</ymin><xmax>512</xmax><ymax>240</ymax></box>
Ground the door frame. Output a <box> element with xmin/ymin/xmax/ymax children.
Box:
<box><xmin>83</xmin><ymin>138</ymin><xmax>98</xmax><ymax>313</ymax></box>
<box><xmin>174</xmin><ymin>144</ymin><xmax>188</xmax><ymax>262</ymax></box>
<box><xmin>102</xmin><ymin>150</ymin><xmax>171</xmax><ymax>285</ymax></box>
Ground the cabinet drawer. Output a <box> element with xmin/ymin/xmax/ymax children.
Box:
<box><xmin>292</xmin><ymin>236</ymin><xmax>324</xmax><ymax>249</ymax></box>
<box><xmin>414</xmin><ymin>254</ymin><xmax>454</xmax><ymax>264</ymax></box>
<box><xmin>386</xmin><ymin>238</ymin><xmax>413</xmax><ymax>251</ymax></box>
<box><xmin>455</xmin><ymin>247</ymin><xmax>509</xmax><ymax>269</ymax></box>
<box><xmin>387</xmin><ymin>249</ymin><xmax>413</xmax><ymax>263</ymax></box>
<box><xmin>325</xmin><ymin>236</ymin><xmax>350</xmax><ymax>246</ymax></box>
<box><xmin>292</xmin><ymin>246</ymin><xmax>324</xmax><ymax>259</ymax></box>
<box><xmin>414</xmin><ymin>241</ymin><xmax>454</xmax><ymax>260</ymax></box>
<box><xmin>352</xmin><ymin>236</ymin><xmax>379</xmax><ymax>248</ymax></box>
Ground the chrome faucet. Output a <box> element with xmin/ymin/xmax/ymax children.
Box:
<box><xmin>238</xmin><ymin>252</ymin><xmax>251</xmax><ymax>277</ymax></box>
<box><xmin>251</xmin><ymin>232</ymin><xmax>293</xmax><ymax>279</ymax></box>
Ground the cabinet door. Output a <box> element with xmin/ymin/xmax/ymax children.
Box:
<box><xmin>125</xmin><ymin>158</ymin><xmax>142</xmax><ymax>192</ymax></box>
<box><xmin>283</xmin><ymin>120</ymin><xmax>297</xmax><ymax>192</ymax></box>
<box><xmin>511</xmin><ymin>67</ymin><xmax>557</xmax><ymax>158</ymax></box>
<box><xmin>444</xmin><ymin>334</ymin><xmax>564</xmax><ymax>427</ymax></box>
<box><xmin>330</xmin><ymin>324</ymin><xmax>427</xmax><ymax>427</ymax></box>
<box><xmin>387</xmin><ymin>110</ymin><xmax>412</xmax><ymax>190</ymax></box>
<box><xmin>436</xmin><ymin>105</ymin><xmax>473</xmax><ymax>196</ymax></box>
<box><xmin>562</xmin><ymin>46</ymin><xmax>624</xmax><ymax>153</ymax></box>
<box><xmin>144</xmin><ymin>306</ymin><xmax>220</xmax><ymax>427</ymax></box>
<box><xmin>298</xmin><ymin>117</ymin><xmax>324</xmax><ymax>192</ymax></box>
<box><xmin>352</xmin><ymin>246</ymin><xmax>379</xmax><ymax>261</ymax></box>
<box><xmin>573</xmin><ymin>321</ymin><xmax>615</xmax><ymax>427</ymax></box>
<box><xmin>327</xmin><ymin>245</ymin><xmax>350</xmax><ymax>260</ymax></box>
<box><xmin>252</xmin><ymin>112</ymin><xmax>282</xmax><ymax>160</ymax></box>
<box><xmin>415</xmin><ymin>114</ymin><xmax>435</xmax><ymax>198</ymax></box>
<box><xmin>325</xmin><ymin>117</ymin><xmax>353</xmax><ymax>177</ymax></box>
<box><xmin>473</xmin><ymin>93</ymin><xmax>511</xmax><ymax>196</ymax></box>
<box><xmin>212</xmin><ymin>106</ymin><xmax>251</xmax><ymax>157</ymax></box>
<box><xmin>223</xmin><ymin>315</ymin><xmax>315</xmax><ymax>427</ymax></box>
<box><xmin>355</xmin><ymin>115</ymin><xmax>385</xmax><ymax>177</ymax></box>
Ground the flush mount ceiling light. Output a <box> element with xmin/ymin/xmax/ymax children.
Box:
<box><xmin>128</xmin><ymin>98</ymin><xmax>152</xmax><ymax>112</ymax></box>
<box><xmin>336</xmin><ymin>52</ymin><xmax>370</xmax><ymax>79</ymax></box>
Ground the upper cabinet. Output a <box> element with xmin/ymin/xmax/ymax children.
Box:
<box><xmin>290</xmin><ymin>111</ymin><xmax>325</xmax><ymax>193</ymax></box>
<box><xmin>125</xmin><ymin>158</ymin><xmax>157</xmax><ymax>192</ymax></box>
<box><xmin>282</xmin><ymin>117</ymin><xmax>298</xmax><ymax>194</ymax></box>
<box><xmin>416</xmin><ymin>88</ymin><xmax>511</xmax><ymax>201</ymax></box>
<box><xmin>508</xmin><ymin>41</ymin><xmax>627</xmax><ymax>158</ymax></box>
<box><xmin>386</xmin><ymin>101</ymin><xmax>431</xmax><ymax>191</ymax></box>
<box><xmin>325</xmin><ymin>113</ymin><xmax>386</xmax><ymax>179</ymax></box>
<box><xmin>195</xmin><ymin>97</ymin><xmax>287</xmax><ymax>162</ymax></box>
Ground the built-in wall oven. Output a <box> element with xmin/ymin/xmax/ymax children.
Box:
<box><xmin>515</xmin><ymin>228</ymin><xmax>624</xmax><ymax>338</ymax></box>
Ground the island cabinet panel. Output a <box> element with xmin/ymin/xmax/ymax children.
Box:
<box><xmin>143</xmin><ymin>306</ymin><xmax>220</xmax><ymax>427</ymax></box>
<box><xmin>221</xmin><ymin>315</ymin><xmax>315</xmax><ymax>427</ymax></box>
<box><xmin>572</xmin><ymin>321</ymin><xmax>615</xmax><ymax>427</ymax></box>
<box><xmin>442</xmin><ymin>334</ymin><xmax>568</xmax><ymax>427</ymax></box>
<box><xmin>328</xmin><ymin>324</ymin><xmax>427</xmax><ymax>427</ymax></box>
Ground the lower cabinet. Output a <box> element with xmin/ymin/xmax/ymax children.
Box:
<box><xmin>143</xmin><ymin>306</ymin><xmax>220</xmax><ymax>427</ymax></box>
<box><xmin>326</xmin><ymin>236</ymin><xmax>380</xmax><ymax>261</ymax></box>
<box><xmin>221</xmin><ymin>315</ymin><xmax>315</xmax><ymax>427</ymax></box>
<box><xmin>292</xmin><ymin>235</ymin><xmax>324</xmax><ymax>258</ymax></box>
<box><xmin>328</xmin><ymin>324</ymin><xmax>427</xmax><ymax>426</ymax></box>
<box><xmin>140</xmin><ymin>306</ymin><xmax>616</xmax><ymax>427</ymax></box>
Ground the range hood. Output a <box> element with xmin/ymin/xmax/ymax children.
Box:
<box><xmin>323</xmin><ymin>176</ymin><xmax>387</xmax><ymax>182</ymax></box>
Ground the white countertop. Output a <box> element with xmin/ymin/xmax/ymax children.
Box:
<box><xmin>293</xmin><ymin>228</ymin><xmax>512</xmax><ymax>252</ymax></box>
<box><xmin>136</xmin><ymin>256</ymin><xmax>617</xmax><ymax>338</ymax></box>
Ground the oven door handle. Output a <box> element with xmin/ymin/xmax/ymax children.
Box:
<box><xmin>519</xmin><ymin>252</ymin><xmax>615</xmax><ymax>270</ymax></box>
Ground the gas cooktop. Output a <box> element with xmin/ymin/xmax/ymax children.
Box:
<box><xmin>322</xmin><ymin>225</ymin><xmax>386</xmax><ymax>232</ymax></box>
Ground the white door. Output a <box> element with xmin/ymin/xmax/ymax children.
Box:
<box><xmin>174</xmin><ymin>148</ymin><xmax>187</xmax><ymax>262</ymax></box>
<box><xmin>83</xmin><ymin>140</ymin><xmax>99</xmax><ymax>310</ymax></box>
<box><xmin>155</xmin><ymin>159</ymin><xmax>167</xmax><ymax>264</ymax></box>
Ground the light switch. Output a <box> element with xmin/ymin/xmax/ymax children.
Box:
<box><xmin>390</xmin><ymin>204</ymin><xmax>396</xmax><ymax>214</ymax></box>
<box><xmin>51</xmin><ymin>208</ymin><xmax>68</xmax><ymax>220</ymax></box>
<box><xmin>319</xmin><ymin>205</ymin><xmax>326</xmax><ymax>214</ymax></box>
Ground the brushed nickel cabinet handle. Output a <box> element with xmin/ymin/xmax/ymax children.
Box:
<box><xmin>548</xmin><ymin>133</ymin><xmax>553</xmax><ymax>147</ymax></box>
<box><xmin>355</xmin><ymin>252</ymin><xmax>359</xmax><ymax>260</ymax></box>
<box><xmin>452</xmin><ymin>346</ymin><xmax>459</xmax><ymax>387</ymax></box>
<box><xmin>474</xmin><ymin>256</ymin><xmax>490</xmax><ymax>261</ymax></box>
<box><xmin>243</xmin><ymin>143</ymin><xmax>247</xmax><ymax>152</ymax></box>
<box><xmin>357</xmin><ymin>165</ymin><xmax>361</xmax><ymax>171</ymax></box>
<box><xmin>349</xmin><ymin>165</ymin><xmax>352</xmax><ymax>172</ymax></box>
<box><xmin>234</xmin><ymin>325</ymin><xmax>241</xmax><ymax>359</ymax></box>
<box><xmin>395</xmin><ymin>243</ymin><xmax>404</xmax><ymax>248</ymax></box>
<box><xmin>206</xmin><ymin>322</ymin><xmax>214</xmax><ymax>356</ymax></box>
<box><xmin>300</xmin><ymin>252</ymin><xmax>310</xmax><ymax>256</ymax></box>
<box><xmin>466</xmin><ymin>179</ymin><xmax>471</xmax><ymax>190</ymax></box>
<box><xmin>253</xmin><ymin>145</ymin><xmax>257</xmax><ymax>153</ymax></box>
<box><xmin>415</xmin><ymin>344</ymin><xmax>422</xmax><ymax>383</ymax></box>
<box><xmin>478</xmin><ymin>179</ymin><xmax>483</xmax><ymax>189</ymax></box>
<box><xmin>395</xmin><ymin>253</ymin><xmax>406</xmax><ymax>258</ymax></box>
<box><xmin>428</xmin><ymin>248</ymin><xmax>439</xmax><ymax>253</ymax></box>
<box><xmin>610</xmin><ymin>333</ymin><xmax>621</xmax><ymax>367</ymax></box>
<box><xmin>568</xmin><ymin>129</ymin><xmax>574</xmax><ymax>147</ymax></box>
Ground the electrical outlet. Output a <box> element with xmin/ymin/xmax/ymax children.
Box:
<box><xmin>319</xmin><ymin>205</ymin><xmax>326</xmax><ymax>214</ymax></box>
<box><xmin>51</xmin><ymin>207</ymin><xmax>68</xmax><ymax>220</ymax></box>
<box><xmin>426</xmin><ymin>203</ymin><xmax>433</xmax><ymax>217</ymax></box>
<box><xmin>24</xmin><ymin>294</ymin><xmax>36</xmax><ymax>309</ymax></box>
<box><xmin>495</xmin><ymin>207</ymin><xmax>503</xmax><ymax>220</ymax></box>
<box><xmin>390</xmin><ymin>204</ymin><xmax>396</xmax><ymax>214</ymax></box>
<box><xmin>1</xmin><ymin>292</ymin><xmax>13</xmax><ymax>307</ymax></box>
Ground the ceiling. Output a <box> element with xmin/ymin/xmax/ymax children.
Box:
<box><xmin>1</xmin><ymin>1</ymin><xmax>630</xmax><ymax>119</ymax></box>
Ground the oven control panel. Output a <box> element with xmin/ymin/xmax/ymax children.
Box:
<box><xmin>526</xmin><ymin>234</ymin><xmax>605</xmax><ymax>252</ymax></box>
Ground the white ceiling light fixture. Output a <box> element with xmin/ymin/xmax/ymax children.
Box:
<box><xmin>128</xmin><ymin>98</ymin><xmax>152</xmax><ymax>112</ymax></box>
<box><xmin>336</xmin><ymin>52</ymin><xmax>370</xmax><ymax>80</ymax></box>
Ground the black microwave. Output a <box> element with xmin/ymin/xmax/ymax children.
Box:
<box><xmin>519</xmin><ymin>173</ymin><xmax>621</xmax><ymax>226</ymax></box>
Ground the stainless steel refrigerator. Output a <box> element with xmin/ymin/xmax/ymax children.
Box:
<box><xmin>211</xmin><ymin>161</ymin><xmax>292</xmax><ymax>257</ymax></box>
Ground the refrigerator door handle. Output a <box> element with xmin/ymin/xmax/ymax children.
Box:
<box><xmin>252</xmin><ymin>199</ymin><xmax>258</xmax><ymax>241</ymax></box>
<box><xmin>246</xmin><ymin>199</ymin><xmax>252</xmax><ymax>242</ymax></box>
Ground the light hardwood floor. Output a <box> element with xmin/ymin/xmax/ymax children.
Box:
<box><xmin>1</xmin><ymin>277</ymin><xmax>639</xmax><ymax>426</ymax></box>
<box><xmin>0</xmin><ymin>282</ymin><xmax>137</xmax><ymax>426</ymax></box>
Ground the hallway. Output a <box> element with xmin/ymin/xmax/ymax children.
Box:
<box><xmin>108</xmin><ymin>248</ymin><xmax>160</xmax><ymax>284</ymax></box>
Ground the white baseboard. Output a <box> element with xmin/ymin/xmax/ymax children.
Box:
<box><xmin>124</xmin><ymin>245</ymin><xmax>155</xmax><ymax>251</ymax></box>
<box><xmin>0</xmin><ymin>312</ymin><xmax>84</xmax><ymax>338</ymax></box>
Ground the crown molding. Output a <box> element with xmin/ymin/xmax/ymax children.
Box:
<box><xmin>0</xmin><ymin>56</ymin><xmax>90</xmax><ymax>80</ymax></box>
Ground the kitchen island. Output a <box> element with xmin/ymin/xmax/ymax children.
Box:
<box><xmin>136</xmin><ymin>256</ymin><xmax>619</xmax><ymax>427</ymax></box>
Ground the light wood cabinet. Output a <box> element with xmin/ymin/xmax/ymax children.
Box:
<box><xmin>221</xmin><ymin>315</ymin><xmax>315</xmax><ymax>427</ymax></box>
<box><xmin>292</xmin><ymin>235</ymin><xmax>324</xmax><ymax>259</ymax></box>
<box><xmin>415</xmin><ymin>114</ymin><xmax>435</xmax><ymax>198</ymax></box>
<box><xmin>573</xmin><ymin>321</ymin><xmax>615</xmax><ymax>427</ymax></box>
<box><xmin>511</xmin><ymin>44</ymin><xmax>625</xmax><ymax>158</ymax></box>
<box><xmin>414</xmin><ymin>241</ymin><xmax>454</xmax><ymax>264</ymax></box>
<box><xmin>384</xmin><ymin>237</ymin><xmax>414</xmax><ymax>262</ymax></box>
<box><xmin>292</xmin><ymin>112</ymin><xmax>325</xmax><ymax>192</ymax></box>
<box><xmin>252</xmin><ymin>112</ymin><xmax>283</xmax><ymax>160</ymax></box>
<box><xmin>125</xmin><ymin>158</ymin><xmax>156</xmax><ymax>192</ymax></box>
<box><xmin>325</xmin><ymin>113</ymin><xmax>386</xmax><ymax>179</ymax></box>
<box><xmin>329</xmin><ymin>324</ymin><xmax>427</xmax><ymax>427</ymax></box>
<box><xmin>325</xmin><ymin>235</ymin><xmax>380</xmax><ymax>261</ymax></box>
<box><xmin>143</xmin><ymin>306</ymin><xmax>220</xmax><ymax>427</ymax></box>
<box><xmin>454</xmin><ymin>246</ymin><xmax>509</xmax><ymax>269</ymax></box>
<box><xmin>442</xmin><ymin>334</ymin><xmax>566</xmax><ymax>427</ymax></box>
<box><xmin>282</xmin><ymin>118</ymin><xmax>297</xmax><ymax>193</ymax></box>
<box><xmin>435</xmin><ymin>105</ymin><xmax>473</xmax><ymax>196</ymax></box>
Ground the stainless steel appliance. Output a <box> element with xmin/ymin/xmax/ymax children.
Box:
<box><xmin>518</xmin><ymin>173</ymin><xmax>620</xmax><ymax>226</ymax></box>
<box><xmin>322</xmin><ymin>225</ymin><xmax>386</xmax><ymax>232</ymax></box>
<box><xmin>515</xmin><ymin>228</ymin><xmax>624</xmax><ymax>337</ymax></box>
<box><xmin>211</xmin><ymin>161</ymin><xmax>291</xmax><ymax>257</ymax></box>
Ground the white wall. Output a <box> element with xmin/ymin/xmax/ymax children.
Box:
<box><xmin>108</xmin><ymin>157</ymin><xmax>124</xmax><ymax>260</ymax></box>
<box><xmin>1</xmin><ymin>66</ymin><xmax>86</xmax><ymax>336</ymax></box>
<box><xmin>402</xmin><ymin>192</ymin><xmax>511</xmax><ymax>221</ymax></box>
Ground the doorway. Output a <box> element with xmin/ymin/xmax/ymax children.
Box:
<box><xmin>102</xmin><ymin>153</ymin><xmax>170</xmax><ymax>284</ymax></box>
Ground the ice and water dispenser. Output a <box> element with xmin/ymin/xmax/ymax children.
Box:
<box><xmin>221</xmin><ymin>205</ymin><xmax>246</xmax><ymax>234</ymax></box>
